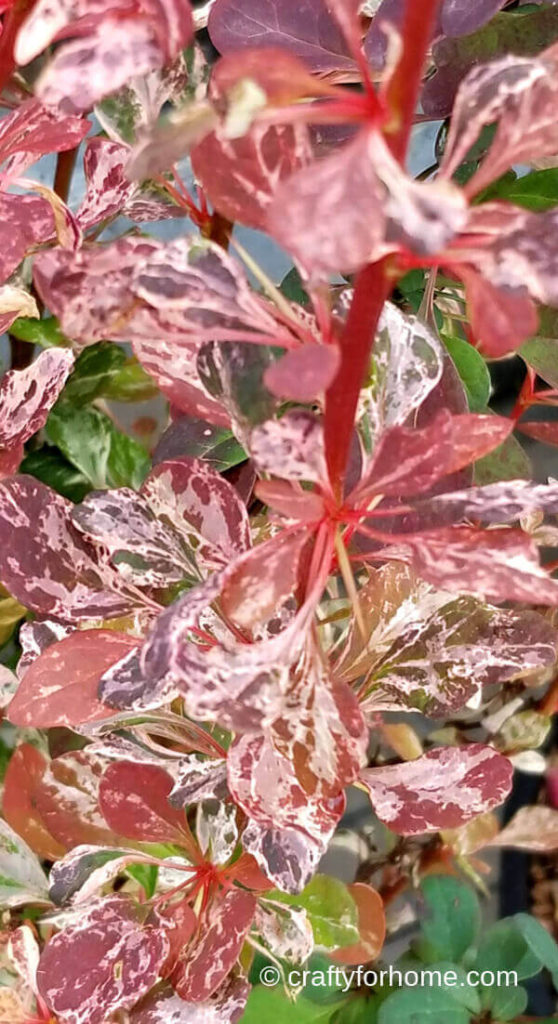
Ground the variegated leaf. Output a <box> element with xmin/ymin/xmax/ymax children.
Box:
<box><xmin>172</xmin><ymin>889</ymin><xmax>256</xmax><ymax>1002</ymax></box>
<box><xmin>249</xmin><ymin>410</ymin><xmax>327</xmax><ymax>483</ymax></box>
<box><xmin>360</xmin><ymin>744</ymin><xmax>513</xmax><ymax>834</ymax></box>
<box><xmin>99</xmin><ymin>761</ymin><xmax>191</xmax><ymax>845</ymax></box>
<box><xmin>0</xmin><ymin>819</ymin><xmax>49</xmax><ymax>909</ymax></box>
<box><xmin>130</xmin><ymin>972</ymin><xmax>250</xmax><ymax>1023</ymax></box>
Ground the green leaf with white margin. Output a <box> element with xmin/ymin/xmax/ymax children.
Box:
<box><xmin>0</xmin><ymin>820</ymin><xmax>49</xmax><ymax>908</ymax></box>
<box><xmin>514</xmin><ymin>912</ymin><xmax>558</xmax><ymax>989</ymax></box>
<box><xmin>418</xmin><ymin>877</ymin><xmax>481</xmax><ymax>964</ymax></box>
<box><xmin>272</xmin><ymin>875</ymin><xmax>359</xmax><ymax>950</ymax></box>
<box><xmin>441</xmin><ymin>334</ymin><xmax>490</xmax><ymax>412</ymax></box>
<box><xmin>378</xmin><ymin>988</ymin><xmax>470</xmax><ymax>1024</ymax></box>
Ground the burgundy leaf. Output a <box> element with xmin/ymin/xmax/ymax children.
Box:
<box><xmin>7</xmin><ymin>630</ymin><xmax>138</xmax><ymax>729</ymax></box>
<box><xmin>0</xmin><ymin>476</ymin><xmax>133</xmax><ymax>622</ymax></box>
<box><xmin>172</xmin><ymin>889</ymin><xmax>256</xmax><ymax>1002</ymax></box>
<box><xmin>440</xmin><ymin>0</ymin><xmax>506</xmax><ymax>37</ymax></box>
<box><xmin>355</xmin><ymin>411</ymin><xmax>512</xmax><ymax>500</ymax></box>
<box><xmin>141</xmin><ymin>457</ymin><xmax>251</xmax><ymax>568</ymax></box>
<box><xmin>130</xmin><ymin>973</ymin><xmax>250</xmax><ymax>1024</ymax></box>
<box><xmin>71</xmin><ymin>487</ymin><xmax>194</xmax><ymax>586</ymax></box>
<box><xmin>0</xmin><ymin>347</ymin><xmax>74</xmax><ymax>449</ymax></box>
<box><xmin>192</xmin><ymin>120</ymin><xmax>312</xmax><ymax>232</ymax></box>
<box><xmin>36</xmin><ymin>895</ymin><xmax>169</xmax><ymax>1024</ymax></box>
<box><xmin>264</xmin><ymin>344</ymin><xmax>340</xmax><ymax>402</ymax></box>
<box><xmin>518</xmin><ymin>421</ymin><xmax>558</xmax><ymax>446</ymax></box>
<box><xmin>398</xmin><ymin>526</ymin><xmax>558</xmax><ymax>605</ymax></box>
<box><xmin>208</xmin><ymin>0</ymin><xmax>355</xmax><ymax>73</ymax></box>
<box><xmin>458</xmin><ymin>266</ymin><xmax>538</xmax><ymax>358</ymax></box>
<box><xmin>2</xmin><ymin>743</ymin><xmax>65</xmax><ymax>861</ymax></box>
<box><xmin>360</xmin><ymin>743</ymin><xmax>513</xmax><ymax>834</ymax></box>
<box><xmin>99</xmin><ymin>761</ymin><xmax>190</xmax><ymax>844</ymax></box>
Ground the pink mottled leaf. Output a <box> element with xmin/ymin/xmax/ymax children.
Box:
<box><xmin>228</xmin><ymin>734</ymin><xmax>345</xmax><ymax>890</ymax></box>
<box><xmin>355</xmin><ymin>411</ymin><xmax>512</xmax><ymax>501</ymax></box>
<box><xmin>30</xmin><ymin>4</ymin><xmax>193</xmax><ymax>114</ymax></box>
<box><xmin>362</xmin><ymin>302</ymin><xmax>444</xmax><ymax>446</ymax></box>
<box><xmin>169</xmin><ymin>756</ymin><xmax>229</xmax><ymax>809</ymax></box>
<box><xmin>399</xmin><ymin>526</ymin><xmax>558</xmax><ymax>605</ymax></box>
<box><xmin>417</xmin><ymin>478</ymin><xmax>558</xmax><ymax>526</ymax></box>
<box><xmin>208</xmin><ymin>0</ymin><xmax>355</xmax><ymax>73</ymax></box>
<box><xmin>0</xmin><ymin>476</ymin><xmax>133</xmax><ymax>621</ymax></box>
<box><xmin>441</xmin><ymin>49</ymin><xmax>558</xmax><ymax>196</ymax></box>
<box><xmin>360</xmin><ymin>743</ymin><xmax>513</xmax><ymax>834</ymax></box>
<box><xmin>268</xmin><ymin>128</ymin><xmax>467</xmax><ymax>278</ymax></box>
<box><xmin>0</xmin><ymin>98</ymin><xmax>90</xmax><ymax>183</ymax></box>
<box><xmin>141</xmin><ymin>456</ymin><xmax>251</xmax><ymax>569</ymax></box>
<box><xmin>99</xmin><ymin>761</ymin><xmax>190</xmax><ymax>845</ymax></box>
<box><xmin>33</xmin><ymin>236</ymin><xmax>161</xmax><ymax>348</ymax></box>
<box><xmin>36</xmin><ymin>895</ymin><xmax>170</xmax><ymax>1024</ymax></box>
<box><xmin>249</xmin><ymin>410</ymin><xmax>327</xmax><ymax>483</ymax></box>
<box><xmin>0</xmin><ymin>194</ymin><xmax>54</xmax><ymax>285</ymax></box>
<box><xmin>131</xmin><ymin>972</ymin><xmax>250</xmax><ymax>1023</ymax></box>
<box><xmin>49</xmin><ymin>845</ymin><xmax>161</xmax><ymax>906</ymax></box>
<box><xmin>17</xmin><ymin>619</ymin><xmax>72</xmax><ymax>678</ymax></box>
<box><xmin>132</xmin><ymin>335</ymin><xmax>231</xmax><ymax>427</ymax></box>
<box><xmin>77</xmin><ymin>137</ymin><xmax>182</xmax><ymax>230</ymax></box>
<box><xmin>220</xmin><ymin>529</ymin><xmax>307</xmax><ymax>629</ymax></box>
<box><xmin>140</xmin><ymin>577</ymin><xmax>295</xmax><ymax>731</ymax></box>
<box><xmin>488</xmin><ymin>806</ymin><xmax>558</xmax><ymax>852</ymax></box>
<box><xmin>71</xmin><ymin>487</ymin><xmax>195</xmax><ymax>586</ymax></box>
<box><xmin>7</xmin><ymin>630</ymin><xmax>138</xmax><ymax>729</ymax></box>
<box><xmin>192</xmin><ymin>120</ymin><xmax>312</xmax><ymax>232</ymax></box>
<box><xmin>172</xmin><ymin>889</ymin><xmax>256</xmax><ymax>1002</ymax></box>
<box><xmin>0</xmin><ymin>347</ymin><xmax>73</xmax><ymax>449</ymax></box>
<box><xmin>264</xmin><ymin>344</ymin><xmax>340</xmax><ymax>402</ymax></box>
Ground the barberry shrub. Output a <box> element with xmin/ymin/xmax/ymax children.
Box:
<box><xmin>2</xmin><ymin>1</ymin><xmax>558</xmax><ymax>1022</ymax></box>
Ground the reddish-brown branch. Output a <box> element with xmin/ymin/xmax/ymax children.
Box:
<box><xmin>324</xmin><ymin>261</ymin><xmax>392</xmax><ymax>496</ymax></box>
<box><xmin>384</xmin><ymin>0</ymin><xmax>444</xmax><ymax>163</ymax></box>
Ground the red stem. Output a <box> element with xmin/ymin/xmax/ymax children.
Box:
<box><xmin>384</xmin><ymin>0</ymin><xmax>444</xmax><ymax>162</ymax></box>
<box><xmin>324</xmin><ymin>261</ymin><xmax>392</xmax><ymax>497</ymax></box>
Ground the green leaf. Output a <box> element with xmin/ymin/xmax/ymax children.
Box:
<box><xmin>396</xmin><ymin>270</ymin><xmax>426</xmax><ymax>314</ymax></box>
<box><xmin>520</xmin><ymin>336</ymin><xmax>558</xmax><ymax>388</ymax></box>
<box><xmin>416</xmin><ymin>964</ymin><xmax>480</xmax><ymax>1015</ymax></box>
<box><xmin>198</xmin><ymin>341</ymin><xmax>278</xmax><ymax>428</ymax></box>
<box><xmin>280</xmin><ymin>267</ymin><xmax>310</xmax><ymax>307</ymax></box>
<box><xmin>241</xmin><ymin>986</ymin><xmax>339</xmax><ymax>1024</ymax></box>
<box><xmin>0</xmin><ymin>820</ymin><xmax>49</xmax><ymax>908</ymax></box>
<box><xmin>21</xmin><ymin>446</ymin><xmax>91</xmax><ymax>503</ymax></box>
<box><xmin>272</xmin><ymin>876</ymin><xmax>360</xmax><ymax>950</ymax></box>
<box><xmin>126</xmin><ymin>863</ymin><xmax>158</xmax><ymax>899</ymax></box>
<box><xmin>378</xmin><ymin>987</ymin><xmax>470</xmax><ymax>1024</ymax></box>
<box><xmin>63</xmin><ymin>343</ymin><xmax>127</xmax><ymax>406</ymax></box>
<box><xmin>419</xmin><ymin>878</ymin><xmax>481</xmax><ymax>964</ymax></box>
<box><xmin>95</xmin><ymin>86</ymin><xmax>144</xmax><ymax>145</ymax></box>
<box><xmin>9</xmin><ymin>315</ymin><xmax>68</xmax><ymax>348</ymax></box>
<box><xmin>46</xmin><ymin>405</ymin><xmax>150</xmax><ymax>490</ymax></box>
<box><xmin>480</xmin><ymin>982</ymin><xmax>527</xmax><ymax>1021</ymax></box>
<box><xmin>155</xmin><ymin>416</ymin><xmax>246</xmax><ymax>472</ymax></box>
<box><xmin>101</xmin><ymin>360</ymin><xmax>159</xmax><ymax>402</ymax></box>
<box><xmin>514</xmin><ymin>913</ymin><xmax>558</xmax><ymax>989</ymax></box>
<box><xmin>474</xmin><ymin>418</ymin><xmax>532</xmax><ymax>484</ymax></box>
<box><xmin>486</xmin><ymin>168</ymin><xmax>558</xmax><ymax>211</ymax></box>
<box><xmin>440</xmin><ymin>335</ymin><xmax>491</xmax><ymax>412</ymax></box>
<box><xmin>473</xmin><ymin>919</ymin><xmax>542</xmax><ymax>981</ymax></box>
<box><xmin>334</xmin><ymin>996</ymin><xmax>379</xmax><ymax>1024</ymax></box>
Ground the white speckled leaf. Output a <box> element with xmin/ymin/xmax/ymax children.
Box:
<box><xmin>0</xmin><ymin>820</ymin><xmax>49</xmax><ymax>909</ymax></box>
<box><xmin>0</xmin><ymin>348</ymin><xmax>74</xmax><ymax>449</ymax></box>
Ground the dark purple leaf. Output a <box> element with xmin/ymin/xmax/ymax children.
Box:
<box><xmin>441</xmin><ymin>0</ymin><xmax>506</xmax><ymax>37</ymax></box>
<box><xmin>36</xmin><ymin>895</ymin><xmax>169</xmax><ymax>1024</ymax></box>
<box><xmin>360</xmin><ymin>743</ymin><xmax>513</xmax><ymax>834</ymax></box>
<box><xmin>208</xmin><ymin>0</ymin><xmax>356</xmax><ymax>73</ymax></box>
